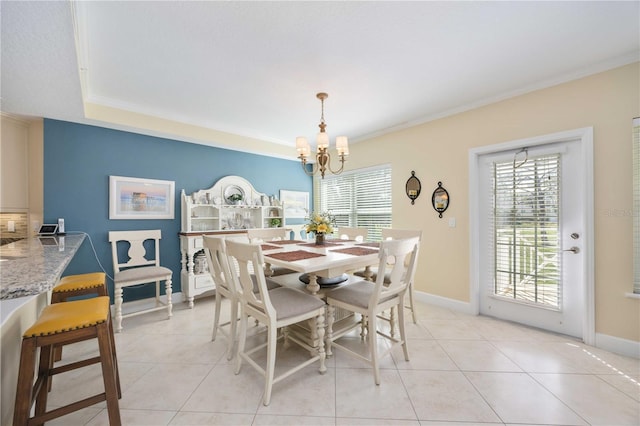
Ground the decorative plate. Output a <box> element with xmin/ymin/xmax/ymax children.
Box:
<box><xmin>224</xmin><ymin>185</ymin><xmax>245</xmax><ymax>204</ymax></box>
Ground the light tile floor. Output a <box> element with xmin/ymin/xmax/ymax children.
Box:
<box><xmin>47</xmin><ymin>297</ymin><xmax>639</xmax><ymax>425</ymax></box>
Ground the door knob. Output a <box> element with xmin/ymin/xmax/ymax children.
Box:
<box><xmin>564</xmin><ymin>246</ymin><xmax>580</xmax><ymax>254</ymax></box>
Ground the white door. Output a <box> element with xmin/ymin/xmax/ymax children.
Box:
<box><xmin>474</xmin><ymin>130</ymin><xmax>592</xmax><ymax>340</ymax></box>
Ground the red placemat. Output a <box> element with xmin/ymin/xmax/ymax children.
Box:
<box><xmin>260</xmin><ymin>244</ymin><xmax>281</xmax><ymax>251</ymax></box>
<box><xmin>331</xmin><ymin>247</ymin><xmax>379</xmax><ymax>256</ymax></box>
<box><xmin>270</xmin><ymin>240</ymin><xmax>306</xmax><ymax>245</ymax></box>
<box><xmin>265</xmin><ymin>250</ymin><xmax>326</xmax><ymax>262</ymax></box>
<box><xmin>298</xmin><ymin>241</ymin><xmax>345</xmax><ymax>247</ymax></box>
<box><xmin>357</xmin><ymin>242</ymin><xmax>380</xmax><ymax>248</ymax></box>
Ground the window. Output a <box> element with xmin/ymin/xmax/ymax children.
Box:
<box><xmin>315</xmin><ymin>165</ymin><xmax>392</xmax><ymax>241</ymax></box>
<box><xmin>633</xmin><ymin>117</ymin><xmax>640</xmax><ymax>294</ymax></box>
<box><xmin>490</xmin><ymin>153</ymin><xmax>562</xmax><ymax>308</ymax></box>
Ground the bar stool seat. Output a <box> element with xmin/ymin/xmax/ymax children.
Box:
<box><xmin>51</xmin><ymin>272</ymin><xmax>108</xmax><ymax>303</ymax></box>
<box><xmin>13</xmin><ymin>296</ymin><xmax>121</xmax><ymax>426</ymax></box>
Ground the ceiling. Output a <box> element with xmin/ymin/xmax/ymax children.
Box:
<box><xmin>2</xmin><ymin>1</ymin><xmax>638</xmax><ymax>159</ymax></box>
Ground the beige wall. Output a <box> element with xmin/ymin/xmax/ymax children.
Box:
<box><xmin>0</xmin><ymin>115</ymin><xmax>44</xmax><ymax>235</ymax></box>
<box><xmin>27</xmin><ymin>119</ymin><xmax>44</xmax><ymax>235</ymax></box>
<box><xmin>1</xmin><ymin>114</ymin><xmax>30</xmax><ymax>211</ymax></box>
<box><xmin>347</xmin><ymin>62</ymin><xmax>640</xmax><ymax>343</ymax></box>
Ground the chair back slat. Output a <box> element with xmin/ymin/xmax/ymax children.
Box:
<box><xmin>380</xmin><ymin>229</ymin><xmax>422</xmax><ymax>267</ymax></box>
<box><xmin>338</xmin><ymin>227</ymin><xmax>368</xmax><ymax>242</ymax></box>
<box><xmin>371</xmin><ymin>237</ymin><xmax>420</xmax><ymax>306</ymax></box>
<box><xmin>225</xmin><ymin>240</ymin><xmax>275</xmax><ymax>320</ymax></box>
<box><xmin>246</xmin><ymin>228</ymin><xmax>290</xmax><ymax>243</ymax></box>
<box><xmin>108</xmin><ymin>230</ymin><xmax>162</xmax><ymax>273</ymax></box>
<box><xmin>202</xmin><ymin>236</ymin><xmax>235</xmax><ymax>294</ymax></box>
<box><xmin>381</xmin><ymin>228</ymin><xmax>423</xmax><ymax>241</ymax></box>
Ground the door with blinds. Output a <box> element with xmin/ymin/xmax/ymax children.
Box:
<box><xmin>477</xmin><ymin>139</ymin><xmax>585</xmax><ymax>338</ymax></box>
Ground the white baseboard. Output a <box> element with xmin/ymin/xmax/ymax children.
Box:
<box><xmin>595</xmin><ymin>332</ymin><xmax>640</xmax><ymax>359</ymax></box>
<box><xmin>414</xmin><ymin>291</ymin><xmax>476</xmax><ymax>315</ymax></box>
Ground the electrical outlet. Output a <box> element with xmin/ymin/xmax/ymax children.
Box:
<box><xmin>448</xmin><ymin>217</ymin><xmax>456</xmax><ymax>228</ymax></box>
<box><xmin>7</xmin><ymin>220</ymin><xmax>15</xmax><ymax>232</ymax></box>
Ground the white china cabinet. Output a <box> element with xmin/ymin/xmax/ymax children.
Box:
<box><xmin>179</xmin><ymin>176</ymin><xmax>284</xmax><ymax>307</ymax></box>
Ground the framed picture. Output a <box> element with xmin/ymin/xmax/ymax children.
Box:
<box><xmin>109</xmin><ymin>176</ymin><xmax>175</xmax><ymax>219</ymax></box>
<box><xmin>280</xmin><ymin>190</ymin><xmax>309</xmax><ymax>218</ymax></box>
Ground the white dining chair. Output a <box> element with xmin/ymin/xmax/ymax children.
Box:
<box><xmin>202</xmin><ymin>235</ymin><xmax>239</xmax><ymax>359</ymax></box>
<box><xmin>354</xmin><ymin>228</ymin><xmax>423</xmax><ymax>323</ymax></box>
<box><xmin>338</xmin><ymin>226</ymin><xmax>368</xmax><ymax>242</ymax></box>
<box><xmin>226</xmin><ymin>240</ymin><xmax>327</xmax><ymax>406</ymax></box>
<box><xmin>246</xmin><ymin>228</ymin><xmax>296</xmax><ymax>277</ymax></box>
<box><xmin>326</xmin><ymin>236</ymin><xmax>420</xmax><ymax>385</ymax></box>
<box><xmin>108</xmin><ymin>229</ymin><xmax>172</xmax><ymax>332</ymax></box>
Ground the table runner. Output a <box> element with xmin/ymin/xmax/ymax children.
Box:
<box><xmin>260</xmin><ymin>244</ymin><xmax>281</xmax><ymax>251</ymax></box>
<box><xmin>330</xmin><ymin>247</ymin><xmax>379</xmax><ymax>256</ymax></box>
<box><xmin>265</xmin><ymin>250</ymin><xmax>326</xmax><ymax>262</ymax></box>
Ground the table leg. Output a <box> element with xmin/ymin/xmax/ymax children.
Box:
<box><xmin>364</xmin><ymin>265</ymin><xmax>373</xmax><ymax>281</ymax></box>
<box><xmin>264</xmin><ymin>262</ymin><xmax>274</xmax><ymax>277</ymax></box>
<box><xmin>305</xmin><ymin>274</ymin><xmax>320</xmax><ymax>295</ymax></box>
<box><xmin>326</xmin><ymin>304</ymin><xmax>334</xmax><ymax>357</ymax></box>
<box><xmin>317</xmin><ymin>311</ymin><xmax>327</xmax><ymax>374</ymax></box>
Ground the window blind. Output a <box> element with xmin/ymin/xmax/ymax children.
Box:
<box><xmin>316</xmin><ymin>165</ymin><xmax>392</xmax><ymax>241</ymax></box>
<box><xmin>633</xmin><ymin>117</ymin><xmax>640</xmax><ymax>294</ymax></box>
<box><xmin>490</xmin><ymin>153</ymin><xmax>562</xmax><ymax>309</ymax></box>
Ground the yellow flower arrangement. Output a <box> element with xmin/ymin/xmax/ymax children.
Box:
<box><xmin>305</xmin><ymin>211</ymin><xmax>335</xmax><ymax>235</ymax></box>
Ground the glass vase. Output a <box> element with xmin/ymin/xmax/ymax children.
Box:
<box><xmin>315</xmin><ymin>232</ymin><xmax>325</xmax><ymax>245</ymax></box>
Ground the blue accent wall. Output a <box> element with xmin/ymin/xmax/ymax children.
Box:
<box><xmin>43</xmin><ymin>119</ymin><xmax>311</xmax><ymax>302</ymax></box>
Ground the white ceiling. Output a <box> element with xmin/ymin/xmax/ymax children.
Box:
<box><xmin>2</xmin><ymin>1</ymin><xmax>638</xmax><ymax>157</ymax></box>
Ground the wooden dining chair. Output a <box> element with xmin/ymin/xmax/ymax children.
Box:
<box><xmin>354</xmin><ymin>228</ymin><xmax>423</xmax><ymax>323</ymax></box>
<box><xmin>226</xmin><ymin>240</ymin><xmax>327</xmax><ymax>406</ymax></box>
<box><xmin>246</xmin><ymin>228</ymin><xmax>296</xmax><ymax>276</ymax></box>
<box><xmin>326</xmin><ymin>236</ymin><xmax>420</xmax><ymax>385</ymax></box>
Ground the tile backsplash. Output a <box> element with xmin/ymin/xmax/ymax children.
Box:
<box><xmin>0</xmin><ymin>212</ymin><xmax>29</xmax><ymax>238</ymax></box>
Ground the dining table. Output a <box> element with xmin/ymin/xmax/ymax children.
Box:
<box><xmin>259</xmin><ymin>238</ymin><xmax>381</xmax><ymax>295</ymax></box>
<box><xmin>257</xmin><ymin>237</ymin><xmax>382</xmax><ymax>355</ymax></box>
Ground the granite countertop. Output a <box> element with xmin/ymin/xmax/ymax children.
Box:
<box><xmin>0</xmin><ymin>233</ymin><xmax>85</xmax><ymax>300</ymax></box>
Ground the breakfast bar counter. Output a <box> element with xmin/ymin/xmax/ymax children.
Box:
<box><xmin>0</xmin><ymin>233</ymin><xmax>85</xmax><ymax>300</ymax></box>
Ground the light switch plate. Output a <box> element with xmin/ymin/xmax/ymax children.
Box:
<box><xmin>448</xmin><ymin>217</ymin><xmax>456</xmax><ymax>228</ymax></box>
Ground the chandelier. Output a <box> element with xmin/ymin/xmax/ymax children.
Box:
<box><xmin>296</xmin><ymin>92</ymin><xmax>349</xmax><ymax>179</ymax></box>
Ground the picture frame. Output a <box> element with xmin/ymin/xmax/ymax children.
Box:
<box><xmin>280</xmin><ymin>190</ymin><xmax>309</xmax><ymax>218</ymax></box>
<box><xmin>109</xmin><ymin>175</ymin><xmax>175</xmax><ymax>219</ymax></box>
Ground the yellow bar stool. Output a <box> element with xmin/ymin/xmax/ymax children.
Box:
<box><xmin>51</xmin><ymin>272</ymin><xmax>108</xmax><ymax>362</ymax></box>
<box><xmin>51</xmin><ymin>272</ymin><xmax>108</xmax><ymax>303</ymax></box>
<box><xmin>13</xmin><ymin>296</ymin><xmax>121</xmax><ymax>426</ymax></box>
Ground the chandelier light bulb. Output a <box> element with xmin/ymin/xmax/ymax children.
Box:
<box><xmin>317</xmin><ymin>132</ymin><xmax>330</xmax><ymax>150</ymax></box>
<box><xmin>336</xmin><ymin>136</ymin><xmax>349</xmax><ymax>155</ymax></box>
<box><xmin>296</xmin><ymin>137</ymin><xmax>310</xmax><ymax>157</ymax></box>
